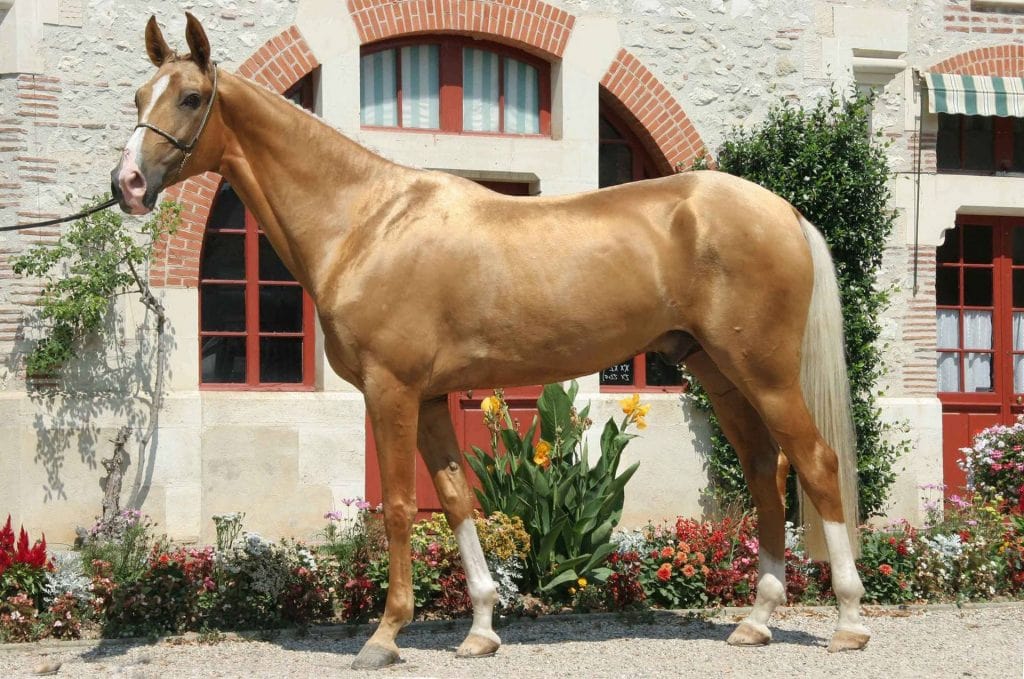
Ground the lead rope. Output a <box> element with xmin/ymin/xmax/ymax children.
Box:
<box><xmin>0</xmin><ymin>198</ymin><xmax>118</xmax><ymax>233</ymax></box>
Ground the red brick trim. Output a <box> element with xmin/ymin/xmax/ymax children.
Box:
<box><xmin>930</xmin><ymin>44</ymin><xmax>1024</xmax><ymax>76</ymax></box>
<box><xmin>600</xmin><ymin>49</ymin><xmax>707</xmax><ymax>174</ymax></box>
<box><xmin>151</xmin><ymin>27</ymin><xmax>320</xmax><ymax>288</ymax></box>
<box><xmin>347</xmin><ymin>0</ymin><xmax>575</xmax><ymax>58</ymax></box>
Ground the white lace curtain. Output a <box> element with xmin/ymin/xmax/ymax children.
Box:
<box><xmin>937</xmin><ymin>310</ymin><xmax>993</xmax><ymax>392</ymax></box>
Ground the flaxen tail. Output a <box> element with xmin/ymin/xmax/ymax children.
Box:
<box><xmin>797</xmin><ymin>214</ymin><xmax>860</xmax><ymax>560</ymax></box>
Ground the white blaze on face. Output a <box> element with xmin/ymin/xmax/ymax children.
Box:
<box><xmin>124</xmin><ymin>74</ymin><xmax>171</xmax><ymax>168</ymax></box>
<box><xmin>117</xmin><ymin>74</ymin><xmax>171</xmax><ymax>214</ymax></box>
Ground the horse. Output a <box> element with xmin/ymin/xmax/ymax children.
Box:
<box><xmin>110</xmin><ymin>14</ymin><xmax>870</xmax><ymax>668</ymax></box>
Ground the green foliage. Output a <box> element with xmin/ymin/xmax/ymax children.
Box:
<box><xmin>11</xmin><ymin>197</ymin><xmax>179</xmax><ymax>377</ymax></box>
<box><xmin>464</xmin><ymin>382</ymin><xmax>640</xmax><ymax>592</ymax></box>
<box><xmin>687</xmin><ymin>88</ymin><xmax>905</xmax><ymax>520</ymax></box>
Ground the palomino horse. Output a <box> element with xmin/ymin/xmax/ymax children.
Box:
<box><xmin>111</xmin><ymin>14</ymin><xmax>870</xmax><ymax>668</ymax></box>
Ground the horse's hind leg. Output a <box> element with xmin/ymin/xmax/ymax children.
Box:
<box><xmin>416</xmin><ymin>396</ymin><xmax>501</xmax><ymax>658</ymax></box>
<box><xmin>687</xmin><ymin>351</ymin><xmax>788</xmax><ymax>646</ymax></box>
<box><xmin>715</xmin><ymin>361</ymin><xmax>869</xmax><ymax>652</ymax></box>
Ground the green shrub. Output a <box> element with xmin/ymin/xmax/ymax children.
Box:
<box><xmin>688</xmin><ymin>88</ymin><xmax>905</xmax><ymax>520</ymax></box>
<box><xmin>465</xmin><ymin>382</ymin><xmax>640</xmax><ymax>593</ymax></box>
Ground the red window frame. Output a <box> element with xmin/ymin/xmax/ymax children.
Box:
<box><xmin>360</xmin><ymin>37</ymin><xmax>551</xmax><ymax>137</ymax></box>
<box><xmin>936</xmin><ymin>215</ymin><xmax>1024</xmax><ymax>415</ymax></box>
<box><xmin>596</xmin><ymin>106</ymin><xmax>682</xmax><ymax>393</ymax></box>
<box><xmin>198</xmin><ymin>78</ymin><xmax>317</xmax><ymax>391</ymax></box>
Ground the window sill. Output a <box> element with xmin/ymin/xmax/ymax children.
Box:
<box><xmin>360</xmin><ymin>125</ymin><xmax>550</xmax><ymax>140</ymax></box>
<box><xmin>200</xmin><ymin>383</ymin><xmax>317</xmax><ymax>392</ymax></box>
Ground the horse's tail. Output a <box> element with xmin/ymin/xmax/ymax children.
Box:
<box><xmin>796</xmin><ymin>214</ymin><xmax>860</xmax><ymax>560</ymax></box>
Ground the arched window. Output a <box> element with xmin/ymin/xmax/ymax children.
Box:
<box><xmin>596</xmin><ymin>102</ymin><xmax>683</xmax><ymax>391</ymax></box>
<box><xmin>198</xmin><ymin>79</ymin><xmax>316</xmax><ymax>389</ymax></box>
<box><xmin>360</xmin><ymin>38</ymin><xmax>551</xmax><ymax>136</ymax></box>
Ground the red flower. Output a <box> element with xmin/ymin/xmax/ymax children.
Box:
<box><xmin>879</xmin><ymin>564</ymin><xmax>893</xmax><ymax>576</ymax></box>
<box><xmin>656</xmin><ymin>563</ymin><xmax>672</xmax><ymax>582</ymax></box>
<box><xmin>0</xmin><ymin>516</ymin><xmax>13</xmax><ymax>553</ymax></box>
<box><xmin>959</xmin><ymin>530</ymin><xmax>971</xmax><ymax>543</ymax></box>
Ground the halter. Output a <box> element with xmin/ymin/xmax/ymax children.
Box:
<box><xmin>134</xmin><ymin>64</ymin><xmax>218</xmax><ymax>179</ymax></box>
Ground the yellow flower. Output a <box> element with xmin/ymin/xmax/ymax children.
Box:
<box><xmin>533</xmin><ymin>440</ymin><xmax>552</xmax><ymax>469</ymax></box>
<box><xmin>577</xmin><ymin>577</ymin><xmax>587</xmax><ymax>589</ymax></box>
<box><xmin>481</xmin><ymin>396</ymin><xmax>501</xmax><ymax>416</ymax></box>
<box><xmin>619</xmin><ymin>394</ymin><xmax>641</xmax><ymax>416</ymax></box>
<box><xmin>620</xmin><ymin>394</ymin><xmax>651</xmax><ymax>429</ymax></box>
<box><xmin>568</xmin><ymin>587</ymin><xmax>576</xmax><ymax>596</ymax></box>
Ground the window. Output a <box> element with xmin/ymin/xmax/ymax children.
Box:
<box><xmin>935</xmin><ymin>218</ymin><xmax>1024</xmax><ymax>399</ymax></box>
<box><xmin>936</xmin><ymin>113</ymin><xmax>1024</xmax><ymax>172</ymax></box>
<box><xmin>360</xmin><ymin>39</ymin><xmax>550</xmax><ymax>136</ymax></box>
<box><xmin>595</xmin><ymin>106</ymin><xmax>682</xmax><ymax>391</ymax></box>
<box><xmin>198</xmin><ymin>80</ymin><xmax>316</xmax><ymax>389</ymax></box>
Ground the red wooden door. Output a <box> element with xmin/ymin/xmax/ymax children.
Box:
<box><xmin>365</xmin><ymin>180</ymin><xmax>541</xmax><ymax>515</ymax></box>
<box><xmin>937</xmin><ymin>216</ymin><xmax>1024</xmax><ymax>493</ymax></box>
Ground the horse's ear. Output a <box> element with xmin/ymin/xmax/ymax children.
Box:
<box><xmin>145</xmin><ymin>16</ymin><xmax>172</xmax><ymax>67</ymax></box>
<box><xmin>184</xmin><ymin>12</ymin><xmax>211</xmax><ymax>71</ymax></box>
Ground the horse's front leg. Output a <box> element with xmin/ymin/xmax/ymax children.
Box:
<box><xmin>351</xmin><ymin>375</ymin><xmax>421</xmax><ymax>670</ymax></box>
<box><xmin>417</xmin><ymin>396</ymin><xmax>500</xmax><ymax>658</ymax></box>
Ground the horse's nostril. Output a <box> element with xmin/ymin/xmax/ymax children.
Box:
<box><xmin>126</xmin><ymin>171</ymin><xmax>146</xmax><ymax>191</ymax></box>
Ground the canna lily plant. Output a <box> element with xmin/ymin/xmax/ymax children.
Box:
<box><xmin>465</xmin><ymin>382</ymin><xmax>641</xmax><ymax>592</ymax></box>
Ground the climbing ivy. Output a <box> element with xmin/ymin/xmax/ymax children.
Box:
<box><xmin>688</xmin><ymin>89</ymin><xmax>906</xmax><ymax>520</ymax></box>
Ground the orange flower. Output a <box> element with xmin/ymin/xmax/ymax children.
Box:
<box><xmin>660</xmin><ymin>546</ymin><xmax>675</xmax><ymax>559</ymax></box>
<box><xmin>656</xmin><ymin>563</ymin><xmax>672</xmax><ymax>582</ymax></box>
<box><xmin>700</xmin><ymin>565</ymin><xmax>710</xmax><ymax>576</ymax></box>
<box><xmin>695</xmin><ymin>552</ymin><xmax>706</xmax><ymax>565</ymax></box>
<box><xmin>879</xmin><ymin>563</ymin><xmax>894</xmax><ymax>576</ymax></box>
<box><xmin>533</xmin><ymin>440</ymin><xmax>552</xmax><ymax>470</ymax></box>
<box><xmin>682</xmin><ymin>564</ymin><xmax>696</xmax><ymax>578</ymax></box>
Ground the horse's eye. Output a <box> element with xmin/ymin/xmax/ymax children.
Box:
<box><xmin>182</xmin><ymin>93</ymin><xmax>202</xmax><ymax>110</ymax></box>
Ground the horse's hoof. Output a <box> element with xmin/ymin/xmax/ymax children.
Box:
<box><xmin>827</xmin><ymin>628</ymin><xmax>870</xmax><ymax>653</ymax></box>
<box><xmin>351</xmin><ymin>642</ymin><xmax>401</xmax><ymax>669</ymax></box>
<box><xmin>727</xmin><ymin>621</ymin><xmax>772</xmax><ymax>646</ymax></box>
<box><xmin>456</xmin><ymin>631</ymin><xmax>501</xmax><ymax>658</ymax></box>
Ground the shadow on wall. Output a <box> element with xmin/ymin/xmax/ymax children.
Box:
<box><xmin>12</xmin><ymin>298</ymin><xmax>176</xmax><ymax>514</ymax></box>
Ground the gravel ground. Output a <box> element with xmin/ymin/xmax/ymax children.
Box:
<box><xmin>1</xmin><ymin>604</ymin><xmax>1021</xmax><ymax>679</ymax></box>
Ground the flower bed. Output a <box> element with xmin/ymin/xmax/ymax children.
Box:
<box><xmin>1</xmin><ymin>493</ymin><xmax>1022</xmax><ymax>643</ymax></box>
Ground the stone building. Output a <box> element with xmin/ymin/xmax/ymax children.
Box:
<box><xmin>0</xmin><ymin>0</ymin><xmax>1016</xmax><ymax>545</ymax></box>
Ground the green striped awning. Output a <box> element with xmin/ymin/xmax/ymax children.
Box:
<box><xmin>925</xmin><ymin>72</ymin><xmax>1024</xmax><ymax>117</ymax></box>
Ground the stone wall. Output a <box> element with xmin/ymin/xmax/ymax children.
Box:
<box><xmin>3</xmin><ymin>0</ymin><xmax>1009</xmax><ymax>541</ymax></box>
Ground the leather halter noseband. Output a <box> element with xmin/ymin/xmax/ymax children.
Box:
<box><xmin>134</xmin><ymin>64</ymin><xmax>218</xmax><ymax>179</ymax></box>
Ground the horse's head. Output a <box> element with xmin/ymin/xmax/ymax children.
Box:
<box><xmin>112</xmin><ymin>13</ymin><xmax>221</xmax><ymax>215</ymax></box>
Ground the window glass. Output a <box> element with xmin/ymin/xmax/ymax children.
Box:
<box><xmin>360</xmin><ymin>49</ymin><xmax>398</xmax><ymax>127</ymax></box>
<box><xmin>463</xmin><ymin>48</ymin><xmax>500</xmax><ymax>132</ymax></box>
<box><xmin>400</xmin><ymin>45</ymin><xmax>440</xmax><ymax>129</ymax></box>
<box><xmin>963</xmin><ymin>115</ymin><xmax>994</xmax><ymax>171</ymax></box>
<box><xmin>504</xmin><ymin>58</ymin><xmax>539</xmax><ymax>134</ymax></box>
<box><xmin>936</xmin><ymin>113</ymin><xmax>961</xmax><ymax>170</ymax></box>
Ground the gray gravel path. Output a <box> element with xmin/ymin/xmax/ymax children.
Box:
<box><xmin>1</xmin><ymin>604</ymin><xmax>1020</xmax><ymax>678</ymax></box>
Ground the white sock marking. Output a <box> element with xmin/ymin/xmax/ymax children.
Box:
<box><xmin>454</xmin><ymin>520</ymin><xmax>500</xmax><ymax>645</ymax></box>
<box><xmin>824</xmin><ymin>521</ymin><xmax>868</xmax><ymax>634</ymax></box>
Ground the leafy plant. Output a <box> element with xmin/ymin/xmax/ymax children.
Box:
<box><xmin>959</xmin><ymin>417</ymin><xmax>1024</xmax><ymax>509</ymax></box>
<box><xmin>12</xmin><ymin>196</ymin><xmax>179</xmax><ymax>377</ymax></box>
<box><xmin>688</xmin><ymin>88</ymin><xmax>905</xmax><ymax>520</ymax></box>
<box><xmin>77</xmin><ymin>510</ymin><xmax>155</xmax><ymax>585</ymax></box>
<box><xmin>465</xmin><ymin>382</ymin><xmax>640</xmax><ymax>592</ymax></box>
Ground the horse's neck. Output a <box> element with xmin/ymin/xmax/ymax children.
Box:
<box><xmin>214</xmin><ymin>71</ymin><xmax>396</xmax><ymax>294</ymax></box>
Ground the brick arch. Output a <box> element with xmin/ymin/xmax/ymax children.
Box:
<box><xmin>347</xmin><ymin>0</ymin><xmax>575</xmax><ymax>59</ymax></box>
<box><xmin>600</xmin><ymin>49</ymin><xmax>707</xmax><ymax>174</ymax></box>
<box><xmin>151</xmin><ymin>27</ymin><xmax>320</xmax><ymax>288</ymax></box>
<box><xmin>930</xmin><ymin>44</ymin><xmax>1024</xmax><ymax>76</ymax></box>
